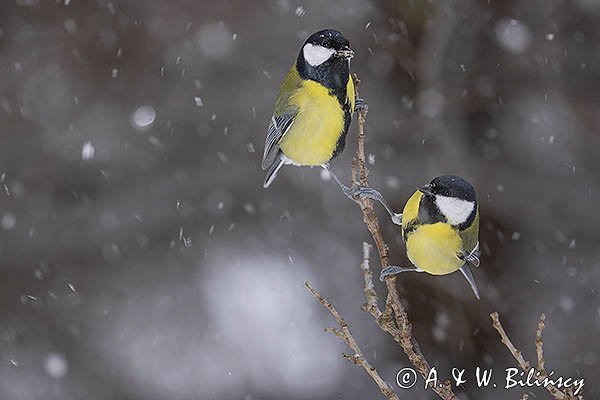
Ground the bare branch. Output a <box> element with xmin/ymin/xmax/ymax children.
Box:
<box><xmin>490</xmin><ymin>312</ymin><xmax>532</xmax><ymax>371</ymax></box>
<box><xmin>490</xmin><ymin>312</ymin><xmax>583</xmax><ymax>400</ymax></box>
<box><xmin>305</xmin><ymin>281</ymin><xmax>400</xmax><ymax>400</ymax></box>
<box><xmin>351</xmin><ymin>74</ymin><xmax>458</xmax><ymax>400</ymax></box>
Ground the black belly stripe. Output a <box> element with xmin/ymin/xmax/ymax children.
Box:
<box><xmin>403</xmin><ymin>220</ymin><xmax>418</xmax><ymax>239</ymax></box>
<box><xmin>332</xmin><ymin>106</ymin><xmax>352</xmax><ymax>159</ymax></box>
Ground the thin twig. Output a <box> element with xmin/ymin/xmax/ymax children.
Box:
<box><xmin>536</xmin><ymin>313</ymin><xmax>546</xmax><ymax>374</ymax></box>
<box><xmin>351</xmin><ymin>74</ymin><xmax>458</xmax><ymax>400</ymax></box>
<box><xmin>305</xmin><ymin>281</ymin><xmax>400</xmax><ymax>400</ymax></box>
<box><xmin>490</xmin><ymin>312</ymin><xmax>583</xmax><ymax>400</ymax></box>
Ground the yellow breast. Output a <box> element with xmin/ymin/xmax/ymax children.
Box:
<box><xmin>279</xmin><ymin>80</ymin><xmax>345</xmax><ymax>166</ymax></box>
<box><xmin>406</xmin><ymin>223</ymin><xmax>464</xmax><ymax>275</ymax></box>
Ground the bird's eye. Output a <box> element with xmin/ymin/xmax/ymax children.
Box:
<box><xmin>322</xmin><ymin>39</ymin><xmax>331</xmax><ymax>47</ymax></box>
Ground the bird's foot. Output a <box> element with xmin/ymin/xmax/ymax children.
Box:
<box><xmin>379</xmin><ymin>265</ymin><xmax>421</xmax><ymax>281</ymax></box>
<box><xmin>352</xmin><ymin>187</ymin><xmax>402</xmax><ymax>225</ymax></box>
<box><xmin>355</xmin><ymin>98</ymin><xmax>368</xmax><ymax>113</ymax></box>
<box><xmin>340</xmin><ymin>183</ymin><xmax>360</xmax><ymax>201</ymax></box>
<box><xmin>458</xmin><ymin>242</ymin><xmax>480</xmax><ymax>268</ymax></box>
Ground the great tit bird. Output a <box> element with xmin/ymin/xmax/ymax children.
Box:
<box><xmin>261</xmin><ymin>29</ymin><xmax>357</xmax><ymax>190</ymax></box>
<box><xmin>356</xmin><ymin>176</ymin><xmax>481</xmax><ymax>299</ymax></box>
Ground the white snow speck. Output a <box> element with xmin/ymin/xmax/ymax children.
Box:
<box><xmin>559</xmin><ymin>295</ymin><xmax>575</xmax><ymax>312</ymax></box>
<box><xmin>131</xmin><ymin>105</ymin><xmax>156</xmax><ymax>128</ymax></box>
<box><xmin>545</xmin><ymin>33</ymin><xmax>555</xmax><ymax>41</ymax></box>
<box><xmin>1</xmin><ymin>213</ymin><xmax>16</xmax><ymax>230</ymax></box>
<box><xmin>81</xmin><ymin>142</ymin><xmax>95</xmax><ymax>160</ymax></box>
<box><xmin>417</xmin><ymin>88</ymin><xmax>445</xmax><ymax>118</ymax></box>
<box><xmin>320</xmin><ymin>169</ymin><xmax>331</xmax><ymax>181</ymax></box>
<box><xmin>217</xmin><ymin>152</ymin><xmax>228</xmax><ymax>163</ymax></box>
<box><xmin>194</xmin><ymin>96</ymin><xmax>203</xmax><ymax>107</ymax></box>
<box><xmin>196</xmin><ymin>22</ymin><xmax>233</xmax><ymax>60</ymax></box>
<box><xmin>64</xmin><ymin>19</ymin><xmax>77</xmax><ymax>34</ymax></box>
<box><xmin>44</xmin><ymin>353</ymin><xmax>68</xmax><ymax>379</ymax></box>
<box><xmin>295</xmin><ymin>6</ymin><xmax>306</xmax><ymax>17</ymax></box>
<box><xmin>495</xmin><ymin>18</ymin><xmax>532</xmax><ymax>54</ymax></box>
<box><xmin>368</xmin><ymin>153</ymin><xmax>375</xmax><ymax>165</ymax></box>
<box><xmin>385</xmin><ymin>176</ymin><xmax>400</xmax><ymax>190</ymax></box>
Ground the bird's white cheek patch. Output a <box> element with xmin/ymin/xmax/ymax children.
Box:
<box><xmin>435</xmin><ymin>195</ymin><xmax>475</xmax><ymax>225</ymax></box>
<box><xmin>303</xmin><ymin>43</ymin><xmax>335</xmax><ymax>66</ymax></box>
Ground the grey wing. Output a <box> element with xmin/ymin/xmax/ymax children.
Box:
<box><xmin>261</xmin><ymin>112</ymin><xmax>295</xmax><ymax>170</ymax></box>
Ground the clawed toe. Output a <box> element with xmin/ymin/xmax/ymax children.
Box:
<box><xmin>341</xmin><ymin>185</ymin><xmax>375</xmax><ymax>202</ymax></box>
<box><xmin>353</xmin><ymin>187</ymin><xmax>383</xmax><ymax>201</ymax></box>
<box><xmin>379</xmin><ymin>265</ymin><xmax>419</xmax><ymax>281</ymax></box>
<box><xmin>355</xmin><ymin>98</ymin><xmax>368</xmax><ymax>113</ymax></box>
<box><xmin>341</xmin><ymin>184</ymin><xmax>359</xmax><ymax>200</ymax></box>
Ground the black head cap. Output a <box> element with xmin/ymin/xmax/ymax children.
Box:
<box><xmin>421</xmin><ymin>175</ymin><xmax>477</xmax><ymax>202</ymax></box>
<box><xmin>305</xmin><ymin>29</ymin><xmax>350</xmax><ymax>50</ymax></box>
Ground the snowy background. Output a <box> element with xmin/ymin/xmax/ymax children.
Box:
<box><xmin>0</xmin><ymin>1</ymin><xmax>598</xmax><ymax>399</ymax></box>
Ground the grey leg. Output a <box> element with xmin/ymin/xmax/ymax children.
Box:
<box><xmin>380</xmin><ymin>265</ymin><xmax>423</xmax><ymax>281</ymax></box>
<box><xmin>322</xmin><ymin>164</ymin><xmax>356</xmax><ymax>200</ymax></box>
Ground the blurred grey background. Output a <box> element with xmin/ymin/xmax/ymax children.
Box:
<box><xmin>0</xmin><ymin>0</ymin><xmax>598</xmax><ymax>399</ymax></box>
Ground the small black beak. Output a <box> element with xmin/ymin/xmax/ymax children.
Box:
<box><xmin>418</xmin><ymin>184</ymin><xmax>434</xmax><ymax>196</ymax></box>
<box><xmin>335</xmin><ymin>46</ymin><xmax>354</xmax><ymax>60</ymax></box>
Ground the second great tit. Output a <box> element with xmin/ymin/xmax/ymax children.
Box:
<box><xmin>356</xmin><ymin>175</ymin><xmax>481</xmax><ymax>300</ymax></box>
<box><xmin>261</xmin><ymin>29</ymin><xmax>357</xmax><ymax>191</ymax></box>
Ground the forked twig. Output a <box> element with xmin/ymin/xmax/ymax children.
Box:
<box><xmin>490</xmin><ymin>312</ymin><xmax>584</xmax><ymax>400</ymax></box>
<box><xmin>305</xmin><ymin>281</ymin><xmax>400</xmax><ymax>400</ymax></box>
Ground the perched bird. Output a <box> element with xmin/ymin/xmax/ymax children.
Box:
<box><xmin>356</xmin><ymin>175</ymin><xmax>481</xmax><ymax>299</ymax></box>
<box><xmin>261</xmin><ymin>29</ymin><xmax>357</xmax><ymax>190</ymax></box>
